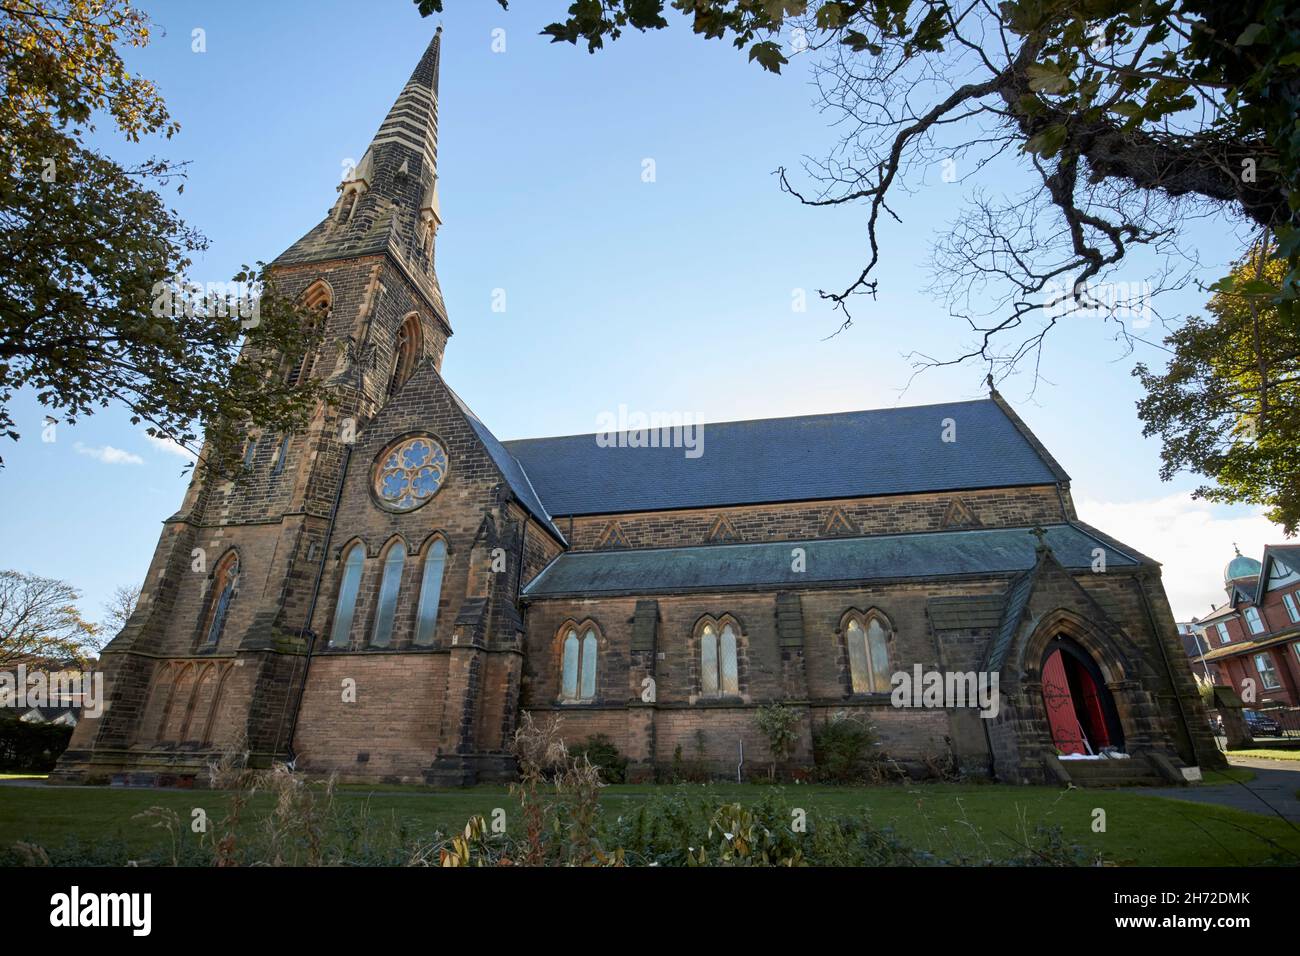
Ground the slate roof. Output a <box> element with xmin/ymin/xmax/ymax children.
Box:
<box><xmin>986</xmin><ymin>567</ymin><xmax>1037</xmax><ymax>671</ymax></box>
<box><xmin>522</xmin><ymin>523</ymin><xmax>1138</xmax><ymax>598</ymax></box>
<box><xmin>502</xmin><ymin>399</ymin><xmax>1064</xmax><ymax>517</ymax></box>
<box><xmin>444</xmin><ymin>384</ymin><xmax>565</xmax><ymax>543</ymax></box>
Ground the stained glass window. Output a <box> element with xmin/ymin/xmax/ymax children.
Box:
<box><xmin>329</xmin><ymin>544</ymin><xmax>365</xmax><ymax>647</ymax></box>
<box><xmin>413</xmin><ymin>539</ymin><xmax>447</xmax><ymax>646</ymax></box>
<box><xmin>370</xmin><ymin>543</ymin><xmax>406</xmax><ymax>647</ymax></box>
<box><xmin>373</xmin><ymin>435</ymin><xmax>448</xmax><ymax>512</ymax></box>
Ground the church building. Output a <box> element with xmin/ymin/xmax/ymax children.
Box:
<box><xmin>55</xmin><ymin>32</ymin><xmax>1223</xmax><ymax>788</ymax></box>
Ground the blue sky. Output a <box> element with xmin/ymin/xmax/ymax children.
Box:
<box><xmin>0</xmin><ymin>0</ymin><xmax>1285</xmax><ymax>625</ymax></box>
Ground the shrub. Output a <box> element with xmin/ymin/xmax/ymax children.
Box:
<box><xmin>572</xmin><ymin>734</ymin><xmax>628</xmax><ymax>785</ymax></box>
<box><xmin>812</xmin><ymin>713</ymin><xmax>883</xmax><ymax>783</ymax></box>
<box><xmin>0</xmin><ymin>712</ymin><xmax>73</xmax><ymax>772</ymax></box>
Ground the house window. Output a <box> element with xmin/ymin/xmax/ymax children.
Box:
<box><xmin>1215</xmin><ymin>622</ymin><xmax>1230</xmax><ymax>644</ymax></box>
<box><xmin>1284</xmin><ymin>593</ymin><xmax>1300</xmax><ymax>624</ymax></box>
<box><xmin>698</xmin><ymin>619</ymin><xmax>739</xmax><ymax>696</ymax></box>
<box><xmin>370</xmin><ymin>541</ymin><xmax>406</xmax><ymax>648</ymax></box>
<box><xmin>1245</xmin><ymin>607</ymin><xmax>1266</xmax><ymax>635</ymax></box>
<box><xmin>328</xmin><ymin>543</ymin><xmax>365</xmax><ymax>648</ymax></box>
<box><xmin>842</xmin><ymin>611</ymin><xmax>893</xmax><ymax>694</ymax></box>
<box><xmin>1254</xmin><ymin>653</ymin><xmax>1281</xmax><ymax>690</ymax></box>
<box><xmin>201</xmin><ymin>553</ymin><xmax>239</xmax><ymax>647</ymax></box>
<box><xmin>413</xmin><ymin>538</ymin><xmax>447</xmax><ymax>646</ymax></box>
<box><xmin>560</xmin><ymin>626</ymin><xmax>598</xmax><ymax>702</ymax></box>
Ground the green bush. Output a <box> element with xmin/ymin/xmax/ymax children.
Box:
<box><xmin>0</xmin><ymin>711</ymin><xmax>73</xmax><ymax>772</ymax></box>
<box><xmin>572</xmin><ymin>734</ymin><xmax>628</xmax><ymax>784</ymax></box>
<box><xmin>811</xmin><ymin>713</ymin><xmax>879</xmax><ymax>783</ymax></box>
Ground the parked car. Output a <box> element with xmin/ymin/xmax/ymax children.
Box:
<box><xmin>1244</xmin><ymin>709</ymin><xmax>1283</xmax><ymax>737</ymax></box>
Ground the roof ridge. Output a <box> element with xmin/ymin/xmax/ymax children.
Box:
<box><xmin>499</xmin><ymin>397</ymin><xmax>998</xmax><ymax>446</ymax></box>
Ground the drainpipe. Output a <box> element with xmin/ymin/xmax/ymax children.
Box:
<box><xmin>1136</xmin><ymin>575</ymin><xmax>1197</xmax><ymax>766</ymax></box>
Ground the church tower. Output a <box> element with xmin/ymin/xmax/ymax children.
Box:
<box><xmin>55</xmin><ymin>30</ymin><xmax>471</xmax><ymax>782</ymax></box>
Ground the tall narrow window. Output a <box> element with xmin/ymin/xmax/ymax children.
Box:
<box><xmin>580</xmin><ymin>629</ymin><xmax>598</xmax><ymax>700</ymax></box>
<box><xmin>1245</xmin><ymin>607</ymin><xmax>1266</xmax><ymax>635</ymax></box>
<box><xmin>413</xmin><ymin>539</ymin><xmax>447</xmax><ymax>646</ymax></box>
<box><xmin>846</xmin><ymin>619</ymin><xmax>871</xmax><ymax>694</ymax></box>
<box><xmin>242</xmin><ymin>436</ymin><xmax>258</xmax><ymax>468</ymax></box>
<box><xmin>842</xmin><ymin>611</ymin><xmax>893</xmax><ymax>694</ymax></box>
<box><xmin>370</xmin><ymin>542</ymin><xmax>406</xmax><ymax>647</ymax></box>
<box><xmin>700</xmin><ymin>623</ymin><xmax>719</xmax><ymax>694</ymax></box>
<box><xmin>698</xmin><ymin>618</ymin><xmax>740</xmax><ymax>697</ymax></box>
<box><xmin>286</xmin><ymin>281</ymin><xmax>331</xmax><ymax>386</ymax></box>
<box><xmin>271</xmin><ymin>435</ymin><xmax>290</xmax><ymax>476</ymax></box>
<box><xmin>201</xmin><ymin>553</ymin><xmax>239</xmax><ymax>646</ymax></box>
<box><xmin>329</xmin><ymin>544</ymin><xmax>365</xmax><ymax>648</ymax></box>
<box><xmin>387</xmin><ymin>315</ymin><xmax>422</xmax><ymax>396</ymax></box>
<box><xmin>1284</xmin><ymin>593</ymin><xmax>1299</xmax><ymax>624</ymax></box>
<box><xmin>1216</xmin><ymin>621</ymin><xmax>1230</xmax><ymax>644</ymax></box>
<box><xmin>559</xmin><ymin>625</ymin><xmax>598</xmax><ymax>702</ymax></box>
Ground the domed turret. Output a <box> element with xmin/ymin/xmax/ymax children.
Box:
<box><xmin>1224</xmin><ymin>545</ymin><xmax>1262</xmax><ymax>584</ymax></box>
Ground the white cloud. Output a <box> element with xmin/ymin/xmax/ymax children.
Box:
<box><xmin>73</xmin><ymin>442</ymin><xmax>144</xmax><ymax>466</ymax></box>
<box><xmin>143</xmin><ymin>431</ymin><xmax>197</xmax><ymax>460</ymax></box>
<box><xmin>1075</xmin><ymin>492</ymin><xmax>1289</xmax><ymax>622</ymax></box>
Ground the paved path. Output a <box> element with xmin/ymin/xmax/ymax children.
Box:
<box><xmin>1131</xmin><ymin>757</ymin><xmax>1300</xmax><ymax>822</ymax></box>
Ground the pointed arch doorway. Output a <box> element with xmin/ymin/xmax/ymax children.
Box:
<box><xmin>1041</xmin><ymin>636</ymin><xmax>1125</xmax><ymax>756</ymax></box>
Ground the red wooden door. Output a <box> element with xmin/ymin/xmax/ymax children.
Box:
<box><xmin>1076</xmin><ymin>666</ymin><xmax>1111</xmax><ymax>749</ymax></box>
<box><xmin>1042</xmin><ymin>649</ymin><xmax>1087</xmax><ymax>755</ymax></box>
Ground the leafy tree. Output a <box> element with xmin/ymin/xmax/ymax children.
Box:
<box><xmin>0</xmin><ymin>569</ymin><xmax>101</xmax><ymax>669</ymax></box>
<box><xmin>1</xmin><ymin>1</ymin><xmax>324</xmax><ymax>474</ymax></box>
<box><xmin>1136</xmin><ymin>245</ymin><xmax>1300</xmax><ymax>532</ymax></box>
<box><xmin>421</xmin><ymin>0</ymin><xmax>1300</xmax><ymax>529</ymax></box>
<box><xmin>418</xmin><ymin>1</ymin><xmax>1298</xmax><ymax>363</ymax></box>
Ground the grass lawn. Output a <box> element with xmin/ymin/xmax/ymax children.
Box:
<box><xmin>2</xmin><ymin>781</ymin><xmax>1298</xmax><ymax>866</ymax></box>
<box><xmin>1228</xmin><ymin>748</ymin><xmax>1300</xmax><ymax>761</ymax></box>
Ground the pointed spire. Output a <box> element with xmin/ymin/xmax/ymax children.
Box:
<box><xmin>366</xmin><ymin>26</ymin><xmax>442</xmax><ymax>181</ymax></box>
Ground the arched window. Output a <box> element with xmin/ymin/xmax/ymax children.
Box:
<box><xmin>559</xmin><ymin>624</ymin><xmax>598</xmax><ymax>702</ymax></box>
<box><xmin>387</xmin><ymin>314</ymin><xmax>422</xmax><ymax>396</ymax></box>
<box><xmin>698</xmin><ymin>617</ymin><xmax>740</xmax><ymax>696</ymax></box>
<box><xmin>413</xmin><ymin>538</ymin><xmax>447</xmax><ymax>646</ymax></box>
<box><xmin>328</xmin><ymin>543</ymin><xmax>365</xmax><ymax>648</ymax></box>
<box><xmin>370</xmin><ymin>541</ymin><xmax>406</xmax><ymax>648</ymax></box>
<box><xmin>201</xmin><ymin>553</ymin><xmax>239</xmax><ymax>646</ymax></box>
<box><xmin>285</xmin><ymin>281</ymin><xmax>331</xmax><ymax>386</ymax></box>
<box><xmin>842</xmin><ymin>610</ymin><xmax>893</xmax><ymax>694</ymax></box>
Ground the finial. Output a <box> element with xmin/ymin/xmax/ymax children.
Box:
<box><xmin>1233</xmin><ymin>542</ymin><xmax>1241</xmax><ymax>556</ymax></box>
<box><xmin>1030</xmin><ymin>525</ymin><xmax>1049</xmax><ymax>552</ymax></box>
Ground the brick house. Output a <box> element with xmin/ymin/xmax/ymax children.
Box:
<box><xmin>1192</xmin><ymin>547</ymin><xmax>1300</xmax><ymax>708</ymax></box>
<box><xmin>53</xmin><ymin>31</ymin><xmax>1222</xmax><ymax>787</ymax></box>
